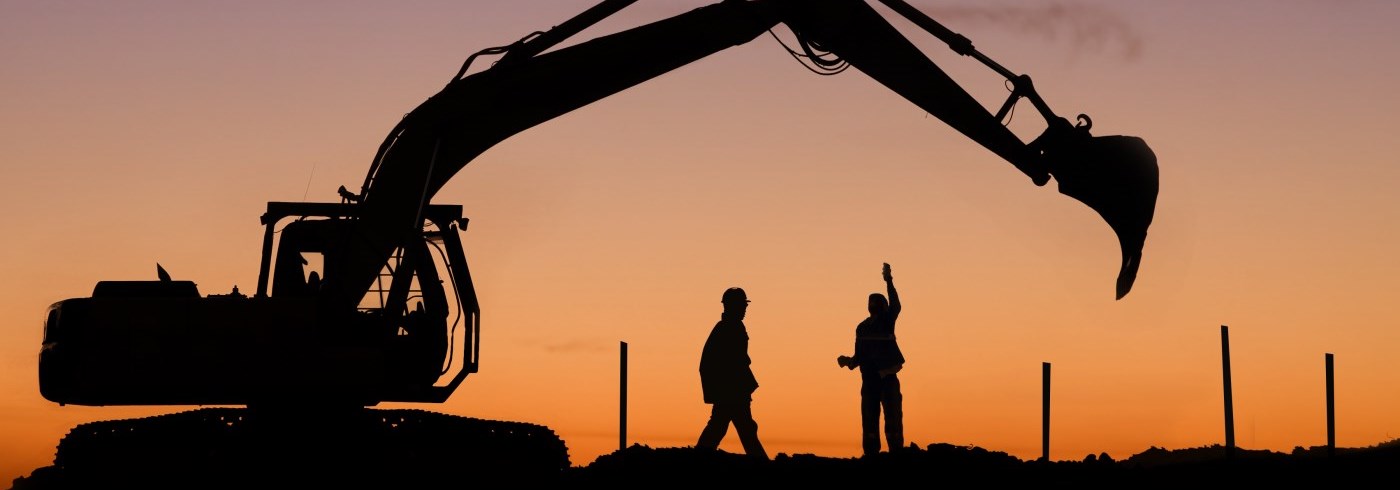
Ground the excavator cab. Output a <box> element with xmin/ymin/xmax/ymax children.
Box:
<box><xmin>39</xmin><ymin>201</ymin><xmax>480</xmax><ymax>408</ymax></box>
<box><xmin>257</xmin><ymin>201</ymin><xmax>481</xmax><ymax>400</ymax></box>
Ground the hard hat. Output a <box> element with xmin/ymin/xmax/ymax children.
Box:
<box><xmin>722</xmin><ymin>287</ymin><xmax>750</xmax><ymax>304</ymax></box>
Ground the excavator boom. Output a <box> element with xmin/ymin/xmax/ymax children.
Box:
<box><xmin>339</xmin><ymin>0</ymin><xmax>1155</xmax><ymax>313</ymax></box>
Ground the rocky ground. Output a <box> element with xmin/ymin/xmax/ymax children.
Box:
<box><xmin>13</xmin><ymin>429</ymin><xmax>1398</xmax><ymax>489</ymax></box>
<box><xmin>563</xmin><ymin>441</ymin><xmax>1397</xmax><ymax>488</ymax></box>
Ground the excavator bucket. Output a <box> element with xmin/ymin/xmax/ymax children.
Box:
<box><xmin>1037</xmin><ymin>122</ymin><xmax>1158</xmax><ymax>299</ymax></box>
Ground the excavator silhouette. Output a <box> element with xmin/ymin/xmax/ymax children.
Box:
<box><xmin>33</xmin><ymin>0</ymin><xmax>1156</xmax><ymax>485</ymax></box>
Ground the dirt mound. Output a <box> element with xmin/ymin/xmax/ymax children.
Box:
<box><xmin>563</xmin><ymin>442</ymin><xmax>1399</xmax><ymax>488</ymax></box>
<box><xmin>16</xmin><ymin>428</ymin><xmax>1399</xmax><ymax>489</ymax></box>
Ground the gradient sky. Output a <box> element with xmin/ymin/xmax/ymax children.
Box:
<box><xmin>4</xmin><ymin>0</ymin><xmax>1400</xmax><ymax>483</ymax></box>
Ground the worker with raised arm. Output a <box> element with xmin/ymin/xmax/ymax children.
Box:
<box><xmin>837</xmin><ymin>263</ymin><xmax>905</xmax><ymax>456</ymax></box>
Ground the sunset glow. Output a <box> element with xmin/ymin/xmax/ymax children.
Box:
<box><xmin>4</xmin><ymin>1</ymin><xmax>1399</xmax><ymax>483</ymax></box>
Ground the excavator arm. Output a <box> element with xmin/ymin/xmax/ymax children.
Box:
<box><xmin>333</xmin><ymin>0</ymin><xmax>1157</xmax><ymax>310</ymax></box>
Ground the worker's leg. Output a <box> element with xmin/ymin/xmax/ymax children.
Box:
<box><xmin>860</xmin><ymin>376</ymin><xmax>882</xmax><ymax>456</ymax></box>
<box><xmin>881</xmin><ymin>375</ymin><xmax>904</xmax><ymax>452</ymax></box>
<box><xmin>696</xmin><ymin>403</ymin><xmax>732</xmax><ymax>450</ymax></box>
<box><xmin>730</xmin><ymin>402</ymin><xmax>769</xmax><ymax>460</ymax></box>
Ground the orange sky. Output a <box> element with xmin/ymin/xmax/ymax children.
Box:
<box><xmin>4</xmin><ymin>0</ymin><xmax>1400</xmax><ymax>483</ymax></box>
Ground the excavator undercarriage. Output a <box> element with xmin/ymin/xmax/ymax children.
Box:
<box><xmin>32</xmin><ymin>408</ymin><xmax>569</xmax><ymax>487</ymax></box>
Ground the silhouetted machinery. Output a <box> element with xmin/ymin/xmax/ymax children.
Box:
<box><xmin>34</xmin><ymin>0</ymin><xmax>1156</xmax><ymax>484</ymax></box>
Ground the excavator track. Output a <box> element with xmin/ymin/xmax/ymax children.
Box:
<box><xmin>20</xmin><ymin>408</ymin><xmax>569</xmax><ymax>489</ymax></box>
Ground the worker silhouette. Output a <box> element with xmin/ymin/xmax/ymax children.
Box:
<box><xmin>695</xmin><ymin>287</ymin><xmax>769</xmax><ymax>460</ymax></box>
<box><xmin>837</xmin><ymin>263</ymin><xmax>905</xmax><ymax>456</ymax></box>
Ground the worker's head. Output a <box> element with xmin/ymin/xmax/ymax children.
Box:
<box><xmin>722</xmin><ymin>287</ymin><xmax>750</xmax><ymax>317</ymax></box>
<box><xmin>868</xmin><ymin>293</ymin><xmax>888</xmax><ymax>316</ymax></box>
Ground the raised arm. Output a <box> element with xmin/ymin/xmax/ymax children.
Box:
<box><xmin>883</xmin><ymin>263</ymin><xmax>900</xmax><ymax>318</ymax></box>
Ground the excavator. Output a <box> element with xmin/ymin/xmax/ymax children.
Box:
<box><xmin>31</xmin><ymin>0</ymin><xmax>1157</xmax><ymax>485</ymax></box>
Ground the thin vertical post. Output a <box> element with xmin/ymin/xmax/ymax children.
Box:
<box><xmin>1042</xmin><ymin>361</ymin><xmax>1051</xmax><ymax>462</ymax></box>
<box><xmin>620</xmin><ymin>341</ymin><xmax>628</xmax><ymax>451</ymax></box>
<box><xmin>1326</xmin><ymin>352</ymin><xmax>1335</xmax><ymax>458</ymax></box>
<box><xmin>1221</xmin><ymin>325</ymin><xmax>1235</xmax><ymax>460</ymax></box>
